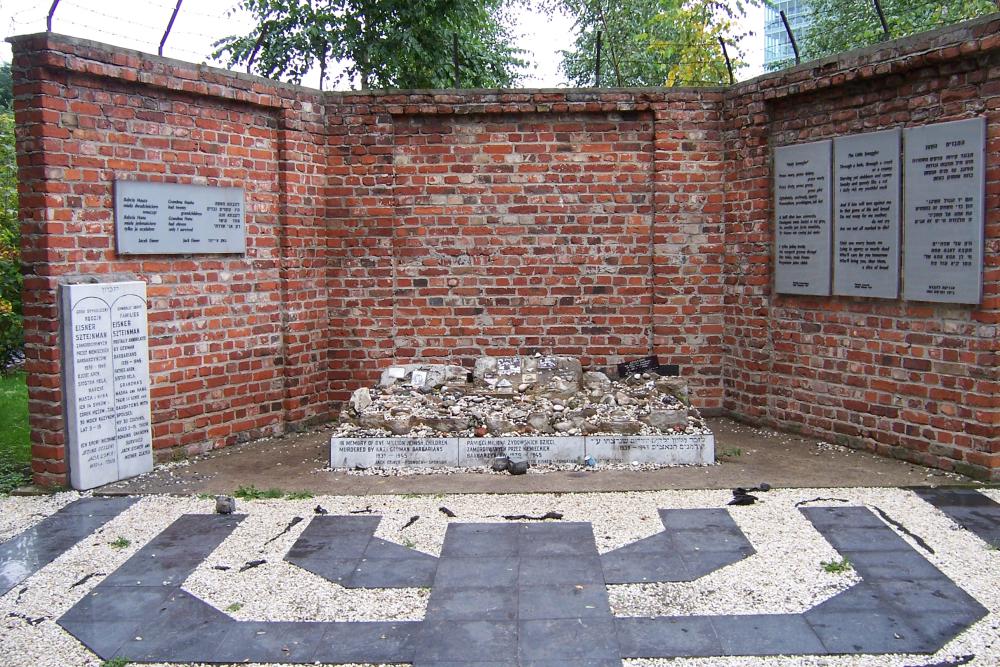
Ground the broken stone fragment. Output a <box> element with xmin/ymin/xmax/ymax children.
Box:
<box><xmin>527</xmin><ymin>412</ymin><xmax>554</xmax><ymax>434</ymax></box>
<box><xmin>486</xmin><ymin>414</ymin><xmax>516</xmax><ymax>436</ymax></box>
<box><xmin>583</xmin><ymin>371</ymin><xmax>612</xmax><ymax>393</ymax></box>
<box><xmin>215</xmin><ymin>496</ymin><xmax>236</xmax><ymax>514</ymax></box>
<box><xmin>639</xmin><ymin>408</ymin><xmax>688</xmax><ymax>430</ymax></box>
<box><xmin>655</xmin><ymin>376</ymin><xmax>690</xmax><ymax>405</ymax></box>
<box><xmin>350</xmin><ymin>387</ymin><xmax>372</xmax><ymax>413</ymax></box>
<box><xmin>421</xmin><ymin>415</ymin><xmax>472</xmax><ymax>433</ymax></box>
<box><xmin>508</xmin><ymin>460</ymin><xmax>529</xmax><ymax>475</ymax></box>
<box><xmin>537</xmin><ymin>376</ymin><xmax>578</xmax><ymax>401</ymax></box>
<box><xmin>614</xmin><ymin>390</ymin><xmax>637</xmax><ymax>406</ymax></box>
<box><xmin>379</xmin><ymin>364</ymin><xmax>467</xmax><ymax>390</ymax></box>
<box><xmin>597</xmin><ymin>418</ymin><xmax>643</xmax><ymax>435</ymax></box>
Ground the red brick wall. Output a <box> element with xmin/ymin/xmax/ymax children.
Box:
<box><xmin>722</xmin><ymin>17</ymin><xmax>1000</xmax><ymax>480</ymax></box>
<box><xmin>10</xmin><ymin>16</ymin><xmax>999</xmax><ymax>486</ymax></box>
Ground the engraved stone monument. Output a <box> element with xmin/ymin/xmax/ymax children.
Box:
<box><xmin>774</xmin><ymin>140</ymin><xmax>833</xmax><ymax>295</ymax></box>
<box><xmin>114</xmin><ymin>180</ymin><xmax>245</xmax><ymax>254</ymax></box>
<box><xmin>903</xmin><ymin>118</ymin><xmax>985</xmax><ymax>303</ymax></box>
<box><xmin>61</xmin><ymin>281</ymin><xmax>153</xmax><ymax>490</ymax></box>
<box><xmin>833</xmin><ymin>129</ymin><xmax>900</xmax><ymax>298</ymax></box>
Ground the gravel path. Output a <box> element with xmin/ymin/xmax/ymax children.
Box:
<box><xmin>0</xmin><ymin>487</ymin><xmax>997</xmax><ymax>667</ymax></box>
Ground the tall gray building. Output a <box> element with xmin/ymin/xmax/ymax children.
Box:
<box><xmin>764</xmin><ymin>0</ymin><xmax>812</xmax><ymax>68</ymax></box>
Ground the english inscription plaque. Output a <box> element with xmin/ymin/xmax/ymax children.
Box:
<box><xmin>330</xmin><ymin>438</ymin><xmax>459</xmax><ymax>468</ymax></box>
<box><xmin>903</xmin><ymin>118</ymin><xmax>985</xmax><ymax>303</ymax></box>
<box><xmin>833</xmin><ymin>129</ymin><xmax>900</xmax><ymax>298</ymax></box>
<box><xmin>114</xmin><ymin>181</ymin><xmax>245</xmax><ymax>255</ymax></box>
<box><xmin>774</xmin><ymin>140</ymin><xmax>832</xmax><ymax>295</ymax></box>
<box><xmin>61</xmin><ymin>281</ymin><xmax>153</xmax><ymax>490</ymax></box>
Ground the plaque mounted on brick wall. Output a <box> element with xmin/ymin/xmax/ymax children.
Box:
<box><xmin>833</xmin><ymin>129</ymin><xmax>901</xmax><ymax>298</ymax></box>
<box><xmin>902</xmin><ymin>118</ymin><xmax>985</xmax><ymax>303</ymax></box>
<box><xmin>114</xmin><ymin>181</ymin><xmax>245</xmax><ymax>255</ymax></box>
<box><xmin>774</xmin><ymin>140</ymin><xmax>833</xmax><ymax>295</ymax></box>
<box><xmin>60</xmin><ymin>281</ymin><xmax>153</xmax><ymax>490</ymax></box>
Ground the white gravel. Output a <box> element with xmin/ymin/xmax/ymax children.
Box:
<box><xmin>0</xmin><ymin>487</ymin><xmax>997</xmax><ymax>667</ymax></box>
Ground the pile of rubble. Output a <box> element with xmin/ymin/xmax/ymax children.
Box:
<box><xmin>334</xmin><ymin>355</ymin><xmax>708</xmax><ymax>439</ymax></box>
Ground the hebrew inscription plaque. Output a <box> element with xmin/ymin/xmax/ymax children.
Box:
<box><xmin>774</xmin><ymin>140</ymin><xmax>832</xmax><ymax>295</ymax></box>
<box><xmin>833</xmin><ymin>129</ymin><xmax>900</xmax><ymax>298</ymax></box>
<box><xmin>61</xmin><ymin>281</ymin><xmax>153</xmax><ymax>490</ymax></box>
<box><xmin>903</xmin><ymin>118</ymin><xmax>985</xmax><ymax>303</ymax></box>
<box><xmin>114</xmin><ymin>181</ymin><xmax>245</xmax><ymax>255</ymax></box>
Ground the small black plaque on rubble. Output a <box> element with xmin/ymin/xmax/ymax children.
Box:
<box><xmin>617</xmin><ymin>355</ymin><xmax>659</xmax><ymax>377</ymax></box>
<box><xmin>616</xmin><ymin>356</ymin><xmax>679</xmax><ymax>378</ymax></box>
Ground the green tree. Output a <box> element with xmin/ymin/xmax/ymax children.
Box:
<box><xmin>213</xmin><ymin>0</ymin><xmax>527</xmax><ymax>90</ymax></box>
<box><xmin>802</xmin><ymin>0</ymin><xmax>996</xmax><ymax>62</ymax></box>
<box><xmin>0</xmin><ymin>63</ymin><xmax>22</xmax><ymax>370</ymax></box>
<box><xmin>548</xmin><ymin>0</ymin><xmax>759</xmax><ymax>87</ymax></box>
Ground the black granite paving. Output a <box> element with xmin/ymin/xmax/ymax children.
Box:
<box><xmin>912</xmin><ymin>487</ymin><xmax>1000</xmax><ymax>546</ymax></box>
<box><xmin>0</xmin><ymin>496</ymin><xmax>138</xmax><ymax>596</ymax></box>
<box><xmin>46</xmin><ymin>504</ymin><xmax>993</xmax><ymax>664</ymax></box>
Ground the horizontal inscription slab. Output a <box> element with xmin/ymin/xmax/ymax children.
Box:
<box><xmin>586</xmin><ymin>434</ymin><xmax>715</xmax><ymax>465</ymax></box>
<box><xmin>459</xmin><ymin>437</ymin><xmax>585</xmax><ymax>466</ymax></box>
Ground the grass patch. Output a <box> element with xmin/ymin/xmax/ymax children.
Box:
<box><xmin>716</xmin><ymin>447</ymin><xmax>742</xmax><ymax>460</ymax></box>
<box><xmin>225</xmin><ymin>602</ymin><xmax>243</xmax><ymax>613</ymax></box>
<box><xmin>0</xmin><ymin>371</ymin><xmax>30</xmax><ymax>494</ymax></box>
<box><xmin>100</xmin><ymin>658</ymin><xmax>130</xmax><ymax>667</ymax></box>
<box><xmin>233</xmin><ymin>485</ymin><xmax>312</xmax><ymax>500</ymax></box>
<box><xmin>821</xmin><ymin>557</ymin><xmax>852</xmax><ymax>573</ymax></box>
<box><xmin>109</xmin><ymin>537</ymin><xmax>131</xmax><ymax>550</ymax></box>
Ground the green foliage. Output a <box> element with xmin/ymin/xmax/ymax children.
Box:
<box><xmin>717</xmin><ymin>447</ymin><xmax>743</xmax><ymax>459</ymax></box>
<box><xmin>213</xmin><ymin>0</ymin><xmax>527</xmax><ymax>90</ymax></box>
<box><xmin>225</xmin><ymin>602</ymin><xmax>244</xmax><ymax>612</ymax></box>
<box><xmin>234</xmin><ymin>484</ymin><xmax>285</xmax><ymax>499</ymax></box>
<box><xmin>0</xmin><ymin>63</ymin><xmax>11</xmax><ymax>111</ymax></box>
<box><xmin>547</xmin><ymin>0</ymin><xmax>759</xmax><ymax>87</ymax></box>
<box><xmin>100</xmin><ymin>658</ymin><xmax>130</xmax><ymax>667</ymax></box>
<box><xmin>821</xmin><ymin>557</ymin><xmax>852</xmax><ymax>573</ymax></box>
<box><xmin>801</xmin><ymin>0</ymin><xmax>996</xmax><ymax>63</ymax></box>
<box><xmin>0</xmin><ymin>370</ymin><xmax>29</xmax><ymax>494</ymax></box>
<box><xmin>0</xmin><ymin>103</ymin><xmax>22</xmax><ymax>370</ymax></box>
<box><xmin>233</xmin><ymin>485</ymin><xmax>313</xmax><ymax>500</ymax></box>
<box><xmin>109</xmin><ymin>537</ymin><xmax>132</xmax><ymax>550</ymax></box>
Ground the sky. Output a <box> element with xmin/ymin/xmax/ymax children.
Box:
<box><xmin>0</xmin><ymin>0</ymin><xmax>767</xmax><ymax>88</ymax></box>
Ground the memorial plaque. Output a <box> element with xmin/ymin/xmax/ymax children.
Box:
<box><xmin>114</xmin><ymin>181</ymin><xmax>245</xmax><ymax>255</ymax></box>
<box><xmin>903</xmin><ymin>118</ymin><xmax>985</xmax><ymax>303</ymax></box>
<box><xmin>586</xmin><ymin>434</ymin><xmax>714</xmax><ymax>465</ymax></box>
<box><xmin>774</xmin><ymin>140</ymin><xmax>832</xmax><ymax>295</ymax></box>
<box><xmin>61</xmin><ymin>281</ymin><xmax>153</xmax><ymax>490</ymax></box>
<box><xmin>833</xmin><ymin>129</ymin><xmax>900</xmax><ymax>298</ymax></box>
<box><xmin>330</xmin><ymin>437</ymin><xmax>459</xmax><ymax>468</ymax></box>
<box><xmin>617</xmin><ymin>355</ymin><xmax>659</xmax><ymax>378</ymax></box>
<box><xmin>459</xmin><ymin>437</ymin><xmax>585</xmax><ymax>466</ymax></box>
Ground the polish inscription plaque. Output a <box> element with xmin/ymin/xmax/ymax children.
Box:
<box><xmin>833</xmin><ymin>129</ymin><xmax>900</xmax><ymax>298</ymax></box>
<box><xmin>774</xmin><ymin>140</ymin><xmax>832</xmax><ymax>295</ymax></box>
<box><xmin>115</xmin><ymin>181</ymin><xmax>245</xmax><ymax>255</ymax></box>
<box><xmin>61</xmin><ymin>281</ymin><xmax>153</xmax><ymax>490</ymax></box>
<box><xmin>903</xmin><ymin>118</ymin><xmax>985</xmax><ymax>303</ymax></box>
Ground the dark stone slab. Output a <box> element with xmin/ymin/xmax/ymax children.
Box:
<box><xmin>100</xmin><ymin>554</ymin><xmax>203</xmax><ymax>587</ymax></box>
<box><xmin>60</xmin><ymin>587</ymin><xmax>174</xmax><ymax>623</ymax></box>
<box><xmin>212</xmin><ymin>621</ymin><xmax>327</xmax><ymax>663</ymax></box>
<box><xmin>314</xmin><ymin>621</ymin><xmax>420</xmax><ymax>663</ymax></box>
<box><xmin>804</xmin><ymin>606</ymin><xmax>923</xmax><ymax>654</ymax></box>
<box><xmin>433</xmin><ymin>556</ymin><xmax>518</xmax><ymax>589</ymax></box>
<box><xmin>413</xmin><ymin>620</ymin><xmax>517</xmax><ymax>662</ymax></box>
<box><xmin>911</xmin><ymin>487</ymin><xmax>1000</xmax><ymax>546</ymax></box>
<box><xmin>0</xmin><ymin>497</ymin><xmax>138</xmax><ymax>596</ymax></box>
<box><xmin>519</xmin><ymin>522</ymin><xmax>597</xmax><ymax>556</ymax></box>
<box><xmin>711</xmin><ymin>614</ymin><xmax>827</xmax><ymax>656</ymax></box>
<box><xmin>350</xmin><ymin>555</ymin><xmax>439</xmax><ymax>588</ymax></box>
<box><xmin>616</xmin><ymin>616</ymin><xmax>722</xmax><ymax>657</ymax></box>
<box><xmin>518</xmin><ymin>584</ymin><xmax>612</xmax><ymax>620</ymax></box>
<box><xmin>115</xmin><ymin>590</ymin><xmax>234</xmax><ymax>662</ymax></box>
<box><xmin>56</xmin><ymin>619</ymin><xmax>143</xmax><ymax>660</ymax></box>
<box><xmin>845</xmin><ymin>548</ymin><xmax>950</xmax><ymax>582</ymax></box>
<box><xmin>441</xmin><ymin>523</ymin><xmax>519</xmax><ymax>557</ymax></box>
<box><xmin>518</xmin><ymin>556</ymin><xmax>605</xmax><ymax>586</ymax></box>
<box><xmin>518</xmin><ymin>617</ymin><xmax>620</xmax><ymax>662</ymax></box>
<box><xmin>426</xmin><ymin>586</ymin><xmax>518</xmax><ymax>621</ymax></box>
<box><xmin>602</xmin><ymin>551</ymin><xmax>690</xmax><ymax>584</ymax></box>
